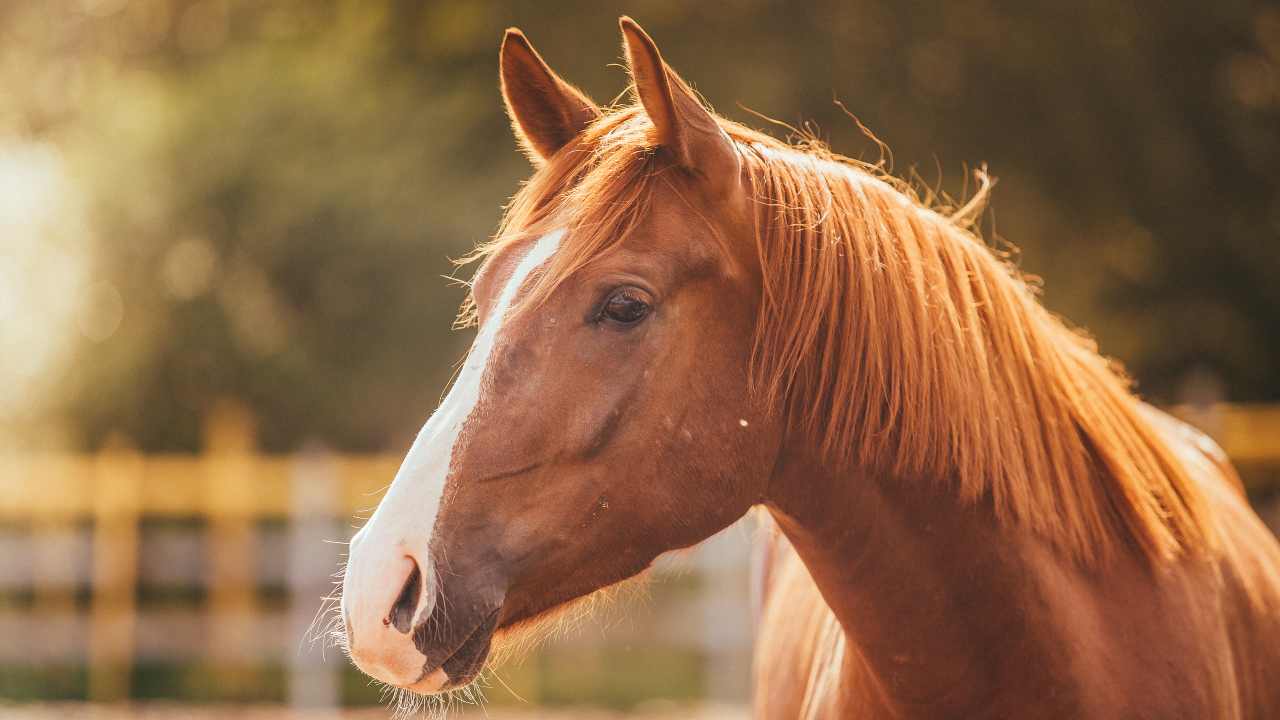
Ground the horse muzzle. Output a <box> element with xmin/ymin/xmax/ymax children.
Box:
<box><xmin>410</xmin><ymin>600</ymin><xmax>502</xmax><ymax>690</ymax></box>
<box><xmin>341</xmin><ymin>528</ymin><xmax>506</xmax><ymax>694</ymax></box>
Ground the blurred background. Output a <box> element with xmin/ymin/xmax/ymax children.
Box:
<box><xmin>1</xmin><ymin>0</ymin><xmax>1278</xmax><ymax>717</ymax></box>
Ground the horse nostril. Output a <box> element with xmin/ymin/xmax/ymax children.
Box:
<box><xmin>387</xmin><ymin>558</ymin><xmax>422</xmax><ymax>633</ymax></box>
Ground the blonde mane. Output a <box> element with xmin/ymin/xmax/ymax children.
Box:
<box><xmin>463</xmin><ymin>104</ymin><xmax>1212</xmax><ymax>566</ymax></box>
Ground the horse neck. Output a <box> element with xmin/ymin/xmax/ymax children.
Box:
<box><xmin>765</xmin><ymin>451</ymin><xmax>1079</xmax><ymax>715</ymax></box>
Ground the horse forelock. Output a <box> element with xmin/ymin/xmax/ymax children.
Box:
<box><xmin>460</xmin><ymin>100</ymin><xmax>1214</xmax><ymax>568</ymax></box>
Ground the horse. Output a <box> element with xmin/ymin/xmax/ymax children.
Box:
<box><xmin>337</xmin><ymin>17</ymin><xmax>1280</xmax><ymax>718</ymax></box>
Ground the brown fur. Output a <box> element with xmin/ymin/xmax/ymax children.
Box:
<box><xmin>352</xmin><ymin>18</ymin><xmax>1280</xmax><ymax>718</ymax></box>
<box><xmin>464</xmin><ymin>96</ymin><xmax>1209</xmax><ymax>569</ymax></box>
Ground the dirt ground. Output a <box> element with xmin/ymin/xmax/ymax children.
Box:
<box><xmin>0</xmin><ymin>703</ymin><xmax>748</xmax><ymax>719</ymax></box>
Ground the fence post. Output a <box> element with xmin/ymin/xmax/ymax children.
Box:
<box><xmin>203</xmin><ymin>399</ymin><xmax>259</xmax><ymax>690</ymax></box>
<box><xmin>88</xmin><ymin>435</ymin><xmax>142</xmax><ymax>702</ymax></box>
<box><xmin>697</xmin><ymin>517</ymin><xmax>755</xmax><ymax>705</ymax></box>
<box><xmin>29</xmin><ymin>457</ymin><xmax>81</xmax><ymax>676</ymax></box>
<box><xmin>288</xmin><ymin>442</ymin><xmax>342</xmax><ymax>714</ymax></box>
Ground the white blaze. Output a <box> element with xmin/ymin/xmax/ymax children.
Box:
<box><xmin>343</xmin><ymin>229</ymin><xmax>563</xmax><ymax>645</ymax></box>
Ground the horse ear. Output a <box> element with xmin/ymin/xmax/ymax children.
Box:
<box><xmin>500</xmin><ymin>28</ymin><xmax>601</xmax><ymax>164</ymax></box>
<box><xmin>619</xmin><ymin>17</ymin><xmax>738</xmax><ymax>185</ymax></box>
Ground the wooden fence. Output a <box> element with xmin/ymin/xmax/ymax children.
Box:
<box><xmin>0</xmin><ymin>402</ymin><xmax>1277</xmax><ymax>705</ymax></box>
<box><xmin>0</xmin><ymin>402</ymin><xmax>404</xmax><ymax>704</ymax></box>
<box><xmin>0</xmin><ymin>401</ymin><xmax>757</xmax><ymax>706</ymax></box>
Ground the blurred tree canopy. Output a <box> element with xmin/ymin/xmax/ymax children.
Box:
<box><xmin>1</xmin><ymin>0</ymin><xmax>1277</xmax><ymax>452</ymax></box>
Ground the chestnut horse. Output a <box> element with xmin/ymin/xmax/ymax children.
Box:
<box><xmin>338</xmin><ymin>17</ymin><xmax>1280</xmax><ymax>718</ymax></box>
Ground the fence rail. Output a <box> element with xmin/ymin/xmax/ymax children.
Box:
<box><xmin>0</xmin><ymin>402</ymin><xmax>1277</xmax><ymax>705</ymax></box>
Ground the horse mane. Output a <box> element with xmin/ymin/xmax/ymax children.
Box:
<box><xmin>462</xmin><ymin>103</ymin><xmax>1213</xmax><ymax>567</ymax></box>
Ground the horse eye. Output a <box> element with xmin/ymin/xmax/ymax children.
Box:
<box><xmin>600</xmin><ymin>288</ymin><xmax>651</xmax><ymax>326</ymax></box>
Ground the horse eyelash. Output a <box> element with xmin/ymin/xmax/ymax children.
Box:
<box><xmin>591</xmin><ymin>287</ymin><xmax>652</xmax><ymax>326</ymax></box>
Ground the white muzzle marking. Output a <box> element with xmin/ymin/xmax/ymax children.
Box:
<box><xmin>341</xmin><ymin>229</ymin><xmax>564</xmax><ymax>687</ymax></box>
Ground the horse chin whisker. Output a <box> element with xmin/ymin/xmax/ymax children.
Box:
<box><xmin>481</xmin><ymin>664</ymin><xmax>531</xmax><ymax>705</ymax></box>
<box><xmin>487</xmin><ymin>570</ymin><xmax>655</xmax><ymax>673</ymax></box>
<box><xmin>377</xmin><ymin>674</ymin><xmax>493</xmax><ymax>720</ymax></box>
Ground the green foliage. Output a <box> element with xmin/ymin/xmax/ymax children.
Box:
<box><xmin>2</xmin><ymin>0</ymin><xmax>1277</xmax><ymax>451</ymax></box>
<box><xmin>130</xmin><ymin>662</ymin><xmax>285</xmax><ymax>703</ymax></box>
<box><xmin>532</xmin><ymin>647</ymin><xmax>706</xmax><ymax>709</ymax></box>
<box><xmin>0</xmin><ymin>665</ymin><xmax>88</xmax><ymax>701</ymax></box>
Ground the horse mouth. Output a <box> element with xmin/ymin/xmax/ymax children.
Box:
<box><xmin>411</xmin><ymin>609</ymin><xmax>499</xmax><ymax>693</ymax></box>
